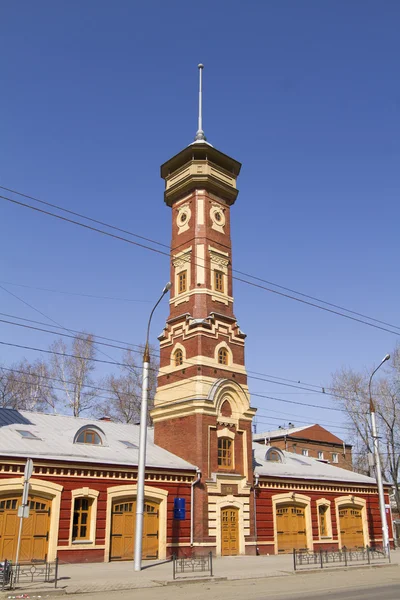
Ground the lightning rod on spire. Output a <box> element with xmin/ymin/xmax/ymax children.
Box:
<box><xmin>194</xmin><ymin>63</ymin><xmax>206</xmax><ymax>142</ymax></box>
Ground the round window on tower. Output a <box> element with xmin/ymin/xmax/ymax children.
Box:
<box><xmin>210</xmin><ymin>206</ymin><xmax>226</xmax><ymax>228</ymax></box>
<box><xmin>176</xmin><ymin>205</ymin><xmax>191</xmax><ymax>230</ymax></box>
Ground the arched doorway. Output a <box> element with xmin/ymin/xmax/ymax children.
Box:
<box><xmin>0</xmin><ymin>495</ymin><xmax>51</xmax><ymax>562</ymax></box>
<box><xmin>221</xmin><ymin>506</ymin><xmax>239</xmax><ymax>556</ymax></box>
<box><xmin>276</xmin><ymin>504</ymin><xmax>307</xmax><ymax>553</ymax></box>
<box><xmin>110</xmin><ymin>499</ymin><xmax>159</xmax><ymax>561</ymax></box>
<box><xmin>338</xmin><ymin>506</ymin><xmax>364</xmax><ymax>548</ymax></box>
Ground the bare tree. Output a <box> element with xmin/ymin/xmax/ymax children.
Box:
<box><xmin>0</xmin><ymin>360</ymin><xmax>56</xmax><ymax>411</ymax></box>
<box><xmin>330</xmin><ymin>347</ymin><xmax>400</xmax><ymax>513</ymax></box>
<box><xmin>0</xmin><ymin>366</ymin><xmax>15</xmax><ymax>408</ymax></box>
<box><xmin>97</xmin><ymin>345</ymin><xmax>159</xmax><ymax>424</ymax></box>
<box><xmin>50</xmin><ymin>333</ymin><xmax>98</xmax><ymax>416</ymax></box>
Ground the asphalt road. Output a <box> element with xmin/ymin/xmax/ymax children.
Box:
<box><xmin>273</xmin><ymin>583</ymin><xmax>400</xmax><ymax>600</ymax></box>
<box><xmin>36</xmin><ymin>566</ymin><xmax>400</xmax><ymax>600</ymax></box>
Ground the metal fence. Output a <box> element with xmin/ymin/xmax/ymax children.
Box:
<box><xmin>0</xmin><ymin>561</ymin><xmax>13</xmax><ymax>591</ymax></box>
<box><xmin>293</xmin><ymin>547</ymin><xmax>391</xmax><ymax>571</ymax></box>
<box><xmin>172</xmin><ymin>552</ymin><xmax>213</xmax><ymax>579</ymax></box>
<box><xmin>11</xmin><ymin>558</ymin><xmax>59</xmax><ymax>589</ymax></box>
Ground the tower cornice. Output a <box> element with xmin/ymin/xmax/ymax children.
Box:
<box><xmin>161</xmin><ymin>143</ymin><xmax>241</xmax><ymax>207</ymax></box>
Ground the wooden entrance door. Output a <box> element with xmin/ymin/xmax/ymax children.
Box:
<box><xmin>0</xmin><ymin>496</ymin><xmax>50</xmax><ymax>563</ymax></box>
<box><xmin>339</xmin><ymin>506</ymin><xmax>364</xmax><ymax>549</ymax></box>
<box><xmin>110</xmin><ymin>500</ymin><xmax>159</xmax><ymax>561</ymax></box>
<box><xmin>276</xmin><ymin>504</ymin><xmax>307</xmax><ymax>553</ymax></box>
<box><xmin>221</xmin><ymin>507</ymin><xmax>239</xmax><ymax>556</ymax></box>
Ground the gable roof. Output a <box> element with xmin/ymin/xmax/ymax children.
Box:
<box><xmin>253</xmin><ymin>444</ymin><xmax>375</xmax><ymax>485</ymax></box>
<box><xmin>253</xmin><ymin>423</ymin><xmax>349</xmax><ymax>446</ymax></box>
<box><xmin>0</xmin><ymin>408</ymin><xmax>196</xmax><ymax>472</ymax></box>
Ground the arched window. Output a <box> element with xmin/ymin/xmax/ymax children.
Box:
<box><xmin>218</xmin><ymin>348</ymin><xmax>228</xmax><ymax>365</ymax></box>
<box><xmin>76</xmin><ymin>429</ymin><xmax>102</xmax><ymax>445</ymax></box>
<box><xmin>174</xmin><ymin>348</ymin><xmax>183</xmax><ymax>366</ymax></box>
<box><xmin>218</xmin><ymin>437</ymin><xmax>232</xmax><ymax>467</ymax></box>
<box><xmin>265</xmin><ymin>447</ymin><xmax>284</xmax><ymax>463</ymax></box>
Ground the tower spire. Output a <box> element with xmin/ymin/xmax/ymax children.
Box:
<box><xmin>194</xmin><ymin>63</ymin><xmax>206</xmax><ymax>142</ymax></box>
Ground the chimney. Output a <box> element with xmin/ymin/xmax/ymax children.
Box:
<box><xmin>99</xmin><ymin>416</ymin><xmax>112</xmax><ymax>422</ymax></box>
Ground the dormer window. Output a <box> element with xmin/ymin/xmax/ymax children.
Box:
<box><xmin>265</xmin><ymin>447</ymin><xmax>284</xmax><ymax>463</ymax></box>
<box><xmin>76</xmin><ymin>429</ymin><xmax>102</xmax><ymax>445</ymax></box>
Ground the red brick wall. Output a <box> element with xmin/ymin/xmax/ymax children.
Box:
<box><xmin>261</xmin><ymin>439</ymin><xmax>353</xmax><ymax>471</ymax></box>
<box><xmin>254</xmin><ymin>482</ymin><xmax>393</xmax><ymax>554</ymax></box>
<box><xmin>0</xmin><ymin>466</ymin><xmax>194</xmax><ymax>562</ymax></box>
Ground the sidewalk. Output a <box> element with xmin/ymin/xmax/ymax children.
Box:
<box><xmin>2</xmin><ymin>551</ymin><xmax>399</xmax><ymax>597</ymax></box>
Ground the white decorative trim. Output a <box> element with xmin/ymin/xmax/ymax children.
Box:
<box><xmin>68</xmin><ymin>487</ymin><xmax>100</xmax><ymax>546</ymax></box>
<box><xmin>170</xmin><ymin>342</ymin><xmax>186</xmax><ymax>367</ymax></box>
<box><xmin>176</xmin><ymin>204</ymin><xmax>191</xmax><ymax>234</ymax></box>
<box><xmin>0</xmin><ymin>477</ymin><xmax>63</xmax><ymax>562</ymax></box>
<box><xmin>210</xmin><ymin>203</ymin><xmax>226</xmax><ymax>233</ymax></box>
<box><xmin>316</xmin><ymin>498</ymin><xmax>333</xmax><ymax>540</ymax></box>
<box><xmin>214</xmin><ymin>341</ymin><xmax>232</xmax><ymax>367</ymax></box>
<box><xmin>104</xmin><ymin>484</ymin><xmax>168</xmax><ymax>562</ymax></box>
<box><xmin>196</xmin><ymin>194</ymin><xmax>205</xmax><ymax>226</ymax></box>
<box><xmin>209</xmin><ymin>496</ymin><xmax>248</xmax><ymax>556</ymax></box>
<box><xmin>271</xmin><ymin>492</ymin><xmax>313</xmax><ymax>554</ymax></box>
<box><xmin>196</xmin><ymin>244</ymin><xmax>205</xmax><ymax>285</ymax></box>
<box><xmin>334</xmin><ymin>495</ymin><xmax>369</xmax><ymax>549</ymax></box>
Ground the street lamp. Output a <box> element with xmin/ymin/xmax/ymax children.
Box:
<box><xmin>368</xmin><ymin>353</ymin><xmax>390</xmax><ymax>555</ymax></box>
<box><xmin>134</xmin><ymin>281</ymin><xmax>171</xmax><ymax>571</ymax></box>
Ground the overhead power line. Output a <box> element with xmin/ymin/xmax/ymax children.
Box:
<box><xmin>0</xmin><ymin>337</ymin><xmax>345</xmax><ymax>414</ymax></box>
<box><xmin>2</xmin><ymin>364</ymin><xmax>352</xmax><ymax>433</ymax></box>
<box><xmin>0</xmin><ymin>185</ymin><xmax>169</xmax><ymax>249</ymax></box>
<box><xmin>0</xmin><ymin>280</ymin><xmax>151</xmax><ymax>304</ymax></box>
<box><xmin>2</xmin><ymin>188</ymin><xmax>400</xmax><ymax>337</ymax></box>
<box><xmin>0</xmin><ymin>311</ymin><xmax>353</xmax><ymax>405</ymax></box>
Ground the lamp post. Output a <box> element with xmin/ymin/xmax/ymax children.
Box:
<box><xmin>368</xmin><ymin>353</ymin><xmax>390</xmax><ymax>555</ymax></box>
<box><xmin>134</xmin><ymin>281</ymin><xmax>171</xmax><ymax>571</ymax></box>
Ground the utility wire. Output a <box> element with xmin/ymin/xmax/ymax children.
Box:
<box><xmin>2</xmin><ymin>186</ymin><xmax>400</xmax><ymax>334</ymax></box>
<box><xmin>0</xmin><ymin>280</ymin><xmax>151</xmax><ymax>304</ymax></box>
<box><xmin>0</xmin><ymin>312</ymin><xmax>352</xmax><ymax>405</ymax></box>
<box><xmin>0</xmin><ymin>185</ymin><xmax>169</xmax><ymax>249</ymax></box>
<box><xmin>1</xmin><ymin>310</ymin><xmax>335</xmax><ymax>396</ymax></box>
<box><xmin>0</xmin><ymin>283</ymin><xmax>145</xmax><ymax>381</ymax></box>
<box><xmin>0</xmin><ymin>337</ymin><xmax>346</xmax><ymax>414</ymax></box>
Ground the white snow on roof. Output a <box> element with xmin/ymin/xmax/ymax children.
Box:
<box><xmin>253</xmin><ymin>424</ymin><xmax>314</xmax><ymax>441</ymax></box>
<box><xmin>0</xmin><ymin>409</ymin><xmax>196</xmax><ymax>471</ymax></box>
<box><xmin>254</xmin><ymin>444</ymin><xmax>376</xmax><ymax>485</ymax></box>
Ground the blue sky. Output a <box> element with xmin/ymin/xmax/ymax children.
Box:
<box><xmin>1</xmin><ymin>1</ymin><xmax>399</xmax><ymax>440</ymax></box>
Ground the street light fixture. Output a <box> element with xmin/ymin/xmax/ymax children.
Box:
<box><xmin>134</xmin><ymin>281</ymin><xmax>172</xmax><ymax>571</ymax></box>
<box><xmin>368</xmin><ymin>353</ymin><xmax>390</xmax><ymax>555</ymax></box>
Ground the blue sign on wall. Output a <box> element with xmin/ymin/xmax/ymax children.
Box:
<box><xmin>174</xmin><ymin>497</ymin><xmax>186</xmax><ymax>520</ymax></box>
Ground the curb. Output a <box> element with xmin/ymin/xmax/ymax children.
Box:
<box><xmin>294</xmin><ymin>562</ymin><xmax>398</xmax><ymax>576</ymax></box>
<box><xmin>1</xmin><ymin>562</ymin><xmax>398</xmax><ymax>597</ymax></box>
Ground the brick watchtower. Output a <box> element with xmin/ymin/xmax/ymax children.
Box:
<box><xmin>152</xmin><ymin>66</ymin><xmax>257</xmax><ymax>556</ymax></box>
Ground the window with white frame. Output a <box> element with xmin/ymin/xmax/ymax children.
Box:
<box><xmin>69</xmin><ymin>488</ymin><xmax>99</xmax><ymax>546</ymax></box>
<box><xmin>302</xmin><ymin>449</ymin><xmax>309</xmax><ymax>457</ymax></box>
<box><xmin>318</xmin><ymin>451</ymin><xmax>324</xmax><ymax>460</ymax></box>
<box><xmin>332</xmin><ymin>453</ymin><xmax>339</xmax><ymax>463</ymax></box>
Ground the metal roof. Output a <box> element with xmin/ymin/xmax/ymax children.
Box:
<box><xmin>0</xmin><ymin>409</ymin><xmax>197</xmax><ymax>471</ymax></box>
<box><xmin>253</xmin><ymin>443</ymin><xmax>376</xmax><ymax>485</ymax></box>
<box><xmin>253</xmin><ymin>424</ymin><xmax>313</xmax><ymax>441</ymax></box>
